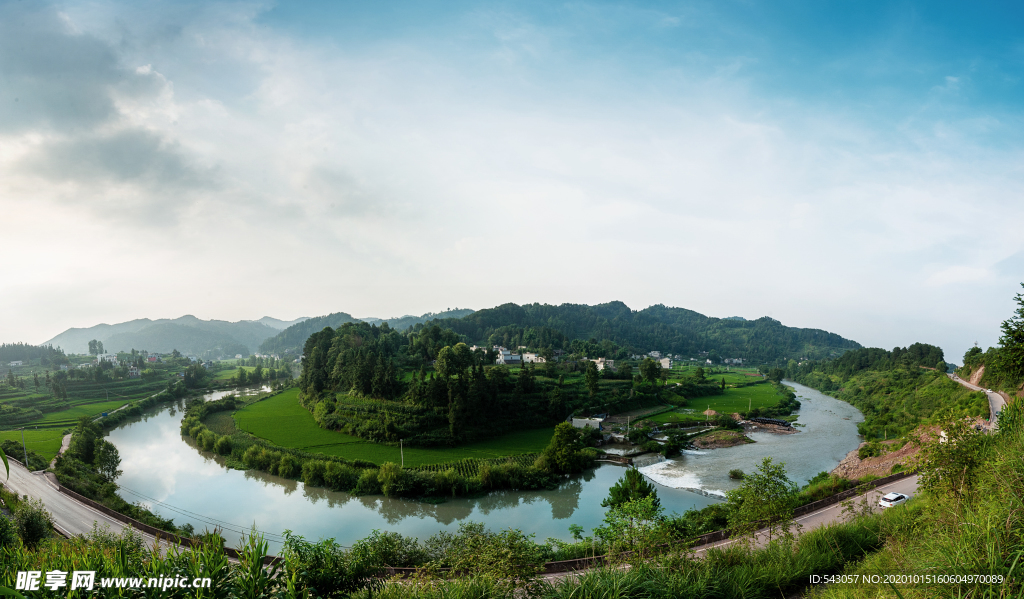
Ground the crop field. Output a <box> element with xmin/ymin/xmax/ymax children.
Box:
<box><xmin>27</xmin><ymin>399</ymin><xmax>134</xmax><ymax>427</ymax></box>
<box><xmin>410</xmin><ymin>453</ymin><xmax>539</xmax><ymax>477</ymax></box>
<box><xmin>234</xmin><ymin>389</ymin><xmax>554</xmax><ymax>467</ymax></box>
<box><xmin>648</xmin><ymin>381</ymin><xmax>787</xmax><ymax>423</ymax></box>
<box><xmin>0</xmin><ymin>428</ymin><xmax>66</xmax><ymax>462</ymax></box>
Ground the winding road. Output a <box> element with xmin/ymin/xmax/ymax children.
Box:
<box><xmin>948</xmin><ymin>373</ymin><xmax>1008</xmax><ymax>429</ymax></box>
<box><xmin>3</xmin><ymin>457</ymin><xmax>163</xmax><ymax>546</ymax></box>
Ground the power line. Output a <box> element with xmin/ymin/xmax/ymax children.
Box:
<box><xmin>114</xmin><ymin>483</ymin><xmax>291</xmax><ymax>543</ymax></box>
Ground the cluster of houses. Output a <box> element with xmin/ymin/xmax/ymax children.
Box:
<box><xmin>461</xmin><ymin>345</ymin><xmax>744</xmax><ymax>371</ymax></box>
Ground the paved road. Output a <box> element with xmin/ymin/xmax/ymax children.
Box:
<box><xmin>948</xmin><ymin>374</ymin><xmax>1006</xmax><ymax>429</ymax></box>
<box><xmin>542</xmin><ymin>475</ymin><xmax>918</xmax><ymax>580</ymax></box>
<box><xmin>2</xmin><ymin>457</ymin><xmax>161</xmax><ymax>545</ymax></box>
<box><xmin>692</xmin><ymin>475</ymin><xmax>919</xmax><ymax>556</ymax></box>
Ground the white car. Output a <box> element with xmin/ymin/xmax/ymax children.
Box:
<box><xmin>878</xmin><ymin>492</ymin><xmax>909</xmax><ymax>508</ymax></box>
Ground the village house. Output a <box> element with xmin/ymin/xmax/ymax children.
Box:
<box><xmin>590</xmin><ymin>357</ymin><xmax>615</xmax><ymax>371</ymax></box>
<box><xmin>522</xmin><ymin>352</ymin><xmax>546</xmax><ymax>363</ymax></box>
<box><xmin>7</xmin><ymin>361</ymin><xmax>23</xmax><ymax>367</ymax></box>
<box><xmin>495</xmin><ymin>348</ymin><xmax>522</xmax><ymax>366</ymax></box>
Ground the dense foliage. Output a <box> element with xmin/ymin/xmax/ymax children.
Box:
<box><xmin>0</xmin><ymin>343</ymin><xmax>67</xmax><ymax>367</ymax></box>
<box><xmin>424</xmin><ymin>301</ymin><xmax>860</xmax><ymax>362</ymax></box>
<box><xmin>787</xmin><ymin>344</ymin><xmax>987</xmax><ymax>439</ymax></box>
<box><xmin>295</xmin><ymin>323</ymin><xmax>699</xmax><ymax>447</ymax></box>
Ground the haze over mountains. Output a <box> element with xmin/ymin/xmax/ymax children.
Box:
<box><xmin>43</xmin><ymin>310</ymin><xmax>476</xmax><ymax>357</ymax></box>
<box><xmin>41</xmin><ymin>303</ymin><xmax>859</xmax><ymax>363</ymax></box>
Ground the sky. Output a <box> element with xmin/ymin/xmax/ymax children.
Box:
<box><xmin>1</xmin><ymin>0</ymin><xmax>1022</xmax><ymax>363</ymax></box>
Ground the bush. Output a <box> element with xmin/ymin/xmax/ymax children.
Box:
<box><xmin>858</xmin><ymin>442</ymin><xmax>882</xmax><ymax>459</ymax></box>
<box><xmin>355</xmin><ymin>468</ymin><xmax>381</xmax><ymax>495</ymax></box>
<box><xmin>214</xmin><ymin>435</ymin><xmax>233</xmax><ymax>455</ymax></box>
<box><xmin>14</xmin><ymin>498</ymin><xmax>52</xmax><ymax>549</ymax></box>
<box><xmin>0</xmin><ymin>515</ymin><xmax>18</xmax><ymax>548</ymax></box>
<box><xmin>728</xmin><ymin>469</ymin><xmax>745</xmax><ymax>480</ymax></box>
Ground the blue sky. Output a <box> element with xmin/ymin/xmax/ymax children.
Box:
<box><xmin>1</xmin><ymin>0</ymin><xmax>1022</xmax><ymax>361</ymax></box>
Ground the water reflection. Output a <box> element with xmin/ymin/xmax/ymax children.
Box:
<box><xmin>107</xmin><ymin>395</ymin><xmax>718</xmax><ymax>551</ymax></box>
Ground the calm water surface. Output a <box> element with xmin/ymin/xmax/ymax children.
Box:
<box><xmin>106</xmin><ymin>381</ymin><xmax>859</xmax><ymax>552</ymax></box>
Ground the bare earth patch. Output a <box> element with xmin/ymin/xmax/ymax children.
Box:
<box><xmin>691</xmin><ymin>429</ymin><xmax>754</xmax><ymax>449</ymax></box>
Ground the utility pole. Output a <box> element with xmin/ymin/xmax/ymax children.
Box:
<box><xmin>400</xmin><ymin>439</ymin><xmax>404</xmax><ymax>468</ymax></box>
<box><xmin>21</xmin><ymin>428</ymin><xmax>28</xmax><ymax>467</ymax></box>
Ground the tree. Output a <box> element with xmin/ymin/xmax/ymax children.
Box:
<box><xmin>68</xmin><ymin>416</ymin><xmax>101</xmax><ymax>463</ymax></box>
<box><xmin>693</xmin><ymin>367</ymin><xmax>705</xmax><ymax>382</ymax></box>
<box><xmin>593</xmin><ymin>495</ymin><xmax>667</xmax><ymax>557</ymax></box>
<box><xmin>585</xmin><ymin>360</ymin><xmax>599</xmax><ymax>397</ymax></box>
<box><xmin>639</xmin><ymin>358</ymin><xmax>662</xmax><ymax>384</ymax></box>
<box><xmin>97</xmin><ymin>340</ymin><xmax>104</xmax><ymax>355</ymax></box>
<box><xmin>916</xmin><ymin>415</ymin><xmax>985</xmax><ymax>501</ymax></box>
<box><xmin>171</xmin><ymin>348</ymin><xmax>182</xmax><ymax>359</ymax></box>
<box><xmin>997</xmin><ymin>283</ymin><xmax>1024</xmax><ymax>378</ymax></box>
<box><xmin>601</xmin><ymin>467</ymin><xmax>660</xmax><ymax>510</ymax></box>
<box><xmin>726</xmin><ymin>456</ymin><xmax>797</xmax><ymax>542</ymax></box>
<box><xmin>88</xmin><ymin>339</ymin><xmax>98</xmax><ymax>356</ymax></box>
<box><xmin>236</xmin><ymin>367</ymin><xmax>248</xmax><ymax>386</ymax></box>
<box><xmin>542</xmin><ymin>423</ymin><xmax>589</xmax><ymax>474</ymax></box>
<box><xmin>94</xmin><ymin>439</ymin><xmax>123</xmax><ymax>481</ymax></box>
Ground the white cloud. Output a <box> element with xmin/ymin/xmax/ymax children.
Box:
<box><xmin>0</xmin><ymin>0</ymin><xmax>1021</xmax><ymax>364</ymax></box>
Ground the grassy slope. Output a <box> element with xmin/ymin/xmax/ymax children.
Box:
<box><xmin>234</xmin><ymin>388</ymin><xmax>554</xmax><ymax>467</ymax></box>
<box><xmin>809</xmin><ymin>412</ymin><xmax>1023</xmax><ymax>598</ymax></box>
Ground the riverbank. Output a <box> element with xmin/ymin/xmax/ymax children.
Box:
<box><xmin>639</xmin><ymin>381</ymin><xmax>864</xmax><ymax>497</ymax></box>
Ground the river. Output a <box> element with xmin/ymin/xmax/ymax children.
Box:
<box><xmin>105</xmin><ymin>380</ymin><xmax>859</xmax><ymax>552</ymax></box>
<box><xmin>638</xmin><ymin>381</ymin><xmax>864</xmax><ymax>496</ymax></box>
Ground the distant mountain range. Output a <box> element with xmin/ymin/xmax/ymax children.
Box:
<box><xmin>43</xmin><ymin>310</ymin><xmax>476</xmax><ymax>357</ymax></box>
<box><xmin>41</xmin><ymin>302</ymin><xmax>856</xmax><ymax>364</ymax></box>
<box><xmin>42</xmin><ymin>315</ymin><xmax>308</xmax><ymax>357</ymax></box>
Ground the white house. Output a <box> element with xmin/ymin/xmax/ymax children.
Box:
<box><xmin>659</xmin><ymin>358</ymin><xmax>672</xmax><ymax>369</ymax></box>
<box><xmin>648</xmin><ymin>351</ymin><xmax>662</xmax><ymax>359</ymax></box>
<box><xmin>8</xmin><ymin>361</ymin><xmax>23</xmax><ymax>367</ymax></box>
<box><xmin>495</xmin><ymin>349</ymin><xmax>522</xmax><ymax>366</ymax></box>
<box><xmin>127</xmin><ymin>366</ymin><xmax>140</xmax><ymax>378</ymax></box>
<box><xmin>97</xmin><ymin>354</ymin><xmax>119</xmax><ymax>364</ymax></box>
<box><xmin>590</xmin><ymin>357</ymin><xmax>615</xmax><ymax>371</ymax></box>
<box><xmin>522</xmin><ymin>352</ymin><xmax>546</xmax><ymax>363</ymax></box>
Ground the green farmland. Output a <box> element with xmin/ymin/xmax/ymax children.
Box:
<box><xmin>27</xmin><ymin>399</ymin><xmax>133</xmax><ymax>428</ymax></box>
<box><xmin>0</xmin><ymin>428</ymin><xmax>66</xmax><ymax>462</ymax></box>
<box><xmin>234</xmin><ymin>388</ymin><xmax>554</xmax><ymax>467</ymax></box>
<box><xmin>649</xmin><ymin>379</ymin><xmax>789</xmax><ymax>423</ymax></box>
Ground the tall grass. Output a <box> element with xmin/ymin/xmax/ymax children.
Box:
<box><xmin>808</xmin><ymin>403</ymin><xmax>1024</xmax><ymax>599</ymax></box>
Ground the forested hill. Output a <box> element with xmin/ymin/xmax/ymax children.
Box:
<box><xmin>421</xmin><ymin>301</ymin><xmax>860</xmax><ymax>363</ymax></box>
<box><xmin>258</xmin><ymin>312</ymin><xmax>360</xmax><ymax>354</ymax></box>
<box><xmin>259</xmin><ymin>308</ymin><xmax>476</xmax><ymax>354</ymax></box>
<box><xmin>359</xmin><ymin>309</ymin><xmax>475</xmax><ymax>331</ymax></box>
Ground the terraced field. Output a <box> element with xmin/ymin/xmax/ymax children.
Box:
<box><xmin>234</xmin><ymin>388</ymin><xmax>554</xmax><ymax>467</ymax></box>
